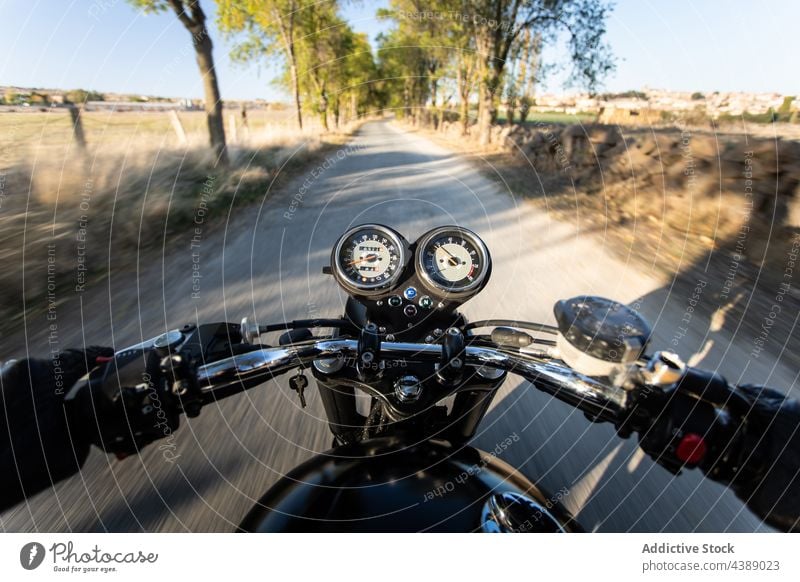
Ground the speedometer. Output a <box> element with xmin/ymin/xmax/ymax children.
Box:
<box><xmin>416</xmin><ymin>226</ymin><xmax>491</xmax><ymax>296</ymax></box>
<box><xmin>332</xmin><ymin>224</ymin><xmax>406</xmax><ymax>295</ymax></box>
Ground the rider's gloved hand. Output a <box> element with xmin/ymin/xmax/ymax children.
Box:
<box><xmin>0</xmin><ymin>347</ymin><xmax>113</xmax><ymax>512</ymax></box>
<box><xmin>716</xmin><ymin>384</ymin><xmax>800</xmax><ymax>532</ymax></box>
<box><xmin>624</xmin><ymin>368</ymin><xmax>800</xmax><ymax>532</ymax></box>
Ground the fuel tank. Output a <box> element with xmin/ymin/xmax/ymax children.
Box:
<box><xmin>239</xmin><ymin>437</ymin><xmax>581</xmax><ymax>532</ymax></box>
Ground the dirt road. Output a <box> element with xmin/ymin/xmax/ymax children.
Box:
<box><xmin>3</xmin><ymin>120</ymin><xmax>794</xmax><ymax>532</ymax></box>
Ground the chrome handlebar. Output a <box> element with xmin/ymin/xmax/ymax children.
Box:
<box><xmin>196</xmin><ymin>339</ymin><xmax>631</xmax><ymax>421</ymax></box>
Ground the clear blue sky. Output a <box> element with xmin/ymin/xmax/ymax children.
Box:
<box><xmin>0</xmin><ymin>0</ymin><xmax>797</xmax><ymax>100</ymax></box>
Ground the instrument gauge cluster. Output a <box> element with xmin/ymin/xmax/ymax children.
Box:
<box><xmin>330</xmin><ymin>224</ymin><xmax>491</xmax><ymax>334</ymax></box>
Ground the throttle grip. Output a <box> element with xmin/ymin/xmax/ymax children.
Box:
<box><xmin>626</xmin><ymin>367</ymin><xmax>741</xmax><ymax>474</ymax></box>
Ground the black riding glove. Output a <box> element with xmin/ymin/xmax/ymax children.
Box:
<box><xmin>720</xmin><ymin>384</ymin><xmax>800</xmax><ymax>532</ymax></box>
<box><xmin>624</xmin><ymin>368</ymin><xmax>800</xmax><ymax>532</ymax></box>
<box><xmin>0</xmin><ymin>347</ymin><xmax>113</xmax><ymax>512</ymax></box>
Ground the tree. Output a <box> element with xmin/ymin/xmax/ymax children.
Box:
<box><xmin>467</xmin><ymin>0</ymin><xmax>614</xmax><ymax>145</ymax></box>
<box><xmin>29</xmin><ymin>92</ymin><xmax>48</xmax><ymax>105</ymax></box>
<box><xmin>377</xmin><ymin>28</ymin><xmax>430</xmax><ymax>122</ymax></box>
<box><xmin>130</xmin><ymin>0</ymin><xmax>228</xmax><ymax>166</ymax></box>
<box><xmin>218</xmin><ymin>0</ymin><xmax>305</xmax><ymax>130</ymax></box>
<box><xmin>295</xmin><ymin>3</ymin><xmax>345</xmax><ymax>131</ymax></box>
<box><xmin>377</xmin><ymin>1</ymin><xmax>454</xmax><ymax>127</ymax></box>
<box><xmin>64</xmin><ymin>89</ymin><xmax>104</xmax><ymax>103</ymax></box>
<box><xmin>328</xmin><ymin>31</ymin><xmax>376</xmax><ymax>127</ymax></box>
<box><xmin>3</xmin><ymin>89</ymin><xmax>19</xmax><ymax>105</ymax></box>
<box><xmin>517</xmin><ymin>29</ymin><xmax>543</xmax><ymax>123</ymax></box>
<box><xmin>379</xmin><ymin>0</ymin><xmax>613</xmax><ymax>143</ymax></box>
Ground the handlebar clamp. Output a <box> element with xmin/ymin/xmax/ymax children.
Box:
<box><xmin>161</xmin><ymin>353</ymin><xmax>202</xmax><ymax>418</ymax></box>
<box><xmin>437</xmin><ymin>327</ymin><xmax>466</xmax><ymax>385</ymax></box>
<box><xmin>357</xmin><ymin>323</ymin><xmax>382</xmax><ymax>379</ymax></box>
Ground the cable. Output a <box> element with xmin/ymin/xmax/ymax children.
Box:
<box><xmin>463</xmin><ymin>319</ymin><xmax>558</xmax><ymax>335</ymax></box>
<box><xmin>259</xmin><ymin>319</ymin><xmax>359</xmax><ymax>333</ymax></box>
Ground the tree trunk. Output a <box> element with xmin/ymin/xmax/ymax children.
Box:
<box><xmin>431</xmin><ymin>78</ymin><xmax>439</xmax><ymax>129</ymax></box>
<box><xmin>289</xmin><ymin>60</ymin><xmax>303</xmax><ymax>130</ymax></box>
<box><xmin>319</xmin><ymin>89</ymin><xmax>329</xmax><ymax>132</ymax></box>
<box><xmin>477</xmin><ymin>78</ymin><xmax>494</xmax><ymax>146</ymax></box>
<box><xmin>194</xmin><ymin>32</ymin><xmax>228</xmax><ymax>166</ymax></box>
<box><xmin>478</xmin><ymin>63</ymin><xmax>503</xmax><ymax>146</ymax></box>
<box><xmin>519</xmin><ymin>99</ymin><xmax>531</xmax><ymax>124</ymax></box>
<box><xmin>456</xmin><ymin>65</ymin><xmax>469</xmax><ymax>135</ymax></box>
<box><xmin>333</xmin><ymin>96</ymin><xmax>340</xmax><ymax>129</ymax></box>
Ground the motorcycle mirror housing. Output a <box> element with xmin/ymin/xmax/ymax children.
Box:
<box><xmin>553</xmin><ymin>296</ymin><xmax>652</xmax><ymax>378</ymax></box>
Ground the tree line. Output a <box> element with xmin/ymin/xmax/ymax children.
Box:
<box><xmin>375</xmin><ymin>0</ymin><xmax>613</xmax><ymax>145</ymax></box>
<box><xmin>129</xmin><ymin>0</ymin><xmax>614</xmax><ymax>165</ymax></box>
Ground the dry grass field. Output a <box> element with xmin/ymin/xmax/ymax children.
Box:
<box><xmin>0</xmin><ymin>108</ymin><xmax>354</xmax><ymax>334</ymax></box>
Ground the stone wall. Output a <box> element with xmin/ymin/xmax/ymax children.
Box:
<box><xmin>438</xmin><ymin>119</ymin><xmax>800</xmax><ymax>232</ymax></box>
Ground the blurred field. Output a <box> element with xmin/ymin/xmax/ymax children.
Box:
<box><xmin>0</xmin><ymin>108</ymin><xmax>354</xmax><ymax>334</ymax></box>
<box><xmin>0</xmin><ymin>108</ymin><xmax>319</xmax><ymax>161</ymax></box>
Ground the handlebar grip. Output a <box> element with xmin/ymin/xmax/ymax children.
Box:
<box><xmin>64</xmin><ymin>347</ymin><xmax>180</xmax><ymax>456</ymax></box>
<box><xmin>628</xmin><ymin>367</ymin><xmax>742</xmax><ymax>474</ymax></box>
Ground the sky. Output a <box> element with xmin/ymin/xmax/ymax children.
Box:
<box><xmin>0</xmin><ymin>0</ymin><xmax>797</xmax><ymax>101</ymax></box>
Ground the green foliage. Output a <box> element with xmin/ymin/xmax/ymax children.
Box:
<box><xmin>376</xmin><ymin>0</ymin><xmax>466</xmax><ymax>117</ymax></box>
<box><xmin>717</xmin><ymin>109</ymin><xmax>779</xmax><ymax>125</ymax></box>
<box><xmin>126</xmin><ymin>0</ymin><xmax>172</xmax><ymax>13</ymax></box>
<box><xmin>379</xmin><ymin>0</ymin><xmax>614</xmax><ymax>136</ymax></box>
<box><xmin>775</xmin><ymin>96</ymin><xmax>796</xmax><ymax>122</ymax></box>
<box><xmin>3</xmin><ymin>89</ymin><xmax>19</xmax><ymax>105</ymax></box>
<box><xmin>691</xmin><ymin>92</ymin><xmax>705</xmax><ymax>100</ymax></box>
<box><xmin>218</xmin><ymin>0</ymin><xmax>379</xmax><ymax>126</ymax></box>
<box><xmin>29</xmin><ymin>92</ymin><xmax>48</xmax><ymax>105</ymax></box>
<box><xmin>660</xmin><ymin>105</ymin><xmax>708</xmax><ymax>126</ymax></box>
<box><xmin>600</xmin><ymin>90</ymin><xmax>648</xmax><ymax>100</ymax></box>
<box><xmin>64</xmin><ymin>89</ymin><xmax>104</xmax><ymax>103</ymax></box>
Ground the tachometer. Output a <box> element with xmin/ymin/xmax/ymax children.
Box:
<box><xmin>332</xmin><ymin>224</ymin><xmax>406</xmax><ymax>294</ymax></box>
<box><xmin>416</xmin><ymin>226</ymin><xmax>491</xmax><ymax>296</ymax></box>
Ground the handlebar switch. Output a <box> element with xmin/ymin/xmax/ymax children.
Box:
<box><xmin>675</xmin><ymin>433</ymin><xmax>708</xmax><ymax>465</ymax></box>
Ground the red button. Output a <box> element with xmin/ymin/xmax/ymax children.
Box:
<box><xmin>675</xmin><ymin>433</ymin><xmax>707</xmax><ymax>465</ymax></box>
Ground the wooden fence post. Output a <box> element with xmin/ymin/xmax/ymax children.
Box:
<box><xmin>68</xmin><ymin>104</ymin><xmax>86</xmax><ymax>151</ymax></box>
<box><xmin>169</xmin><ymin>110</ymin><xmax>188</xmax><ymax>146</ymax></box>
<box><xmin>228</xmin><ymin>112</ymin><xmax>237</xmax><ymax>145</ymax></box>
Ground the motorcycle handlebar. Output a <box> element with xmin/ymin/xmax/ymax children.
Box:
<box><xmin>195</xmin><ymin>339</ymin><xmax>630</xmax><ymax>422</ymax></box>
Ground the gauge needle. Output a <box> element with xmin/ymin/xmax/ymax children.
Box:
<box><xmin>348</xmin><ymin>254</ymin><xmax>378</xmax><ymax>266</ymax></box>
<box><xmin>436</xmin><ymin>245</ymin><xmax>461</xmax><ymax>267</ymax></box>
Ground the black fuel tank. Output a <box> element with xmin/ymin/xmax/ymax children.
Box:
<box><xmin>239</xmin><ymin>437</ymin><xmax>580</xmax><ymax>532</ymax></box>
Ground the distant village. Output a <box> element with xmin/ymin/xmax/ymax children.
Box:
<box><xmin>534</xmin><ymin>88</ymin><xmax>798</xmax><ymax>124</ymax></box>
<box><xmin>2</xmin><ymin>85</ymin><xmax>797</xmax><ymax>124</ymax></box>
<box><xmin>0</xmin><ymin>85</ymin><xmax>280</xmax><ymax>112</ymax></box>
